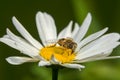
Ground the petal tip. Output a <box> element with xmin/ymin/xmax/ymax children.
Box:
<box><xmin>104</xmin><ymin>27</ymin><xmax>109</xmax><ymax>31</ymax></box>
<box><xmin>12</xmin><ymin>16</ymin><xmax>16</xmax><ymax>21</ymax></box>
<box><xmin>5</xmin><ymin>57</ymin><xmax>18</xmax><ymax>65</ymax></box>
<box><xmin>87</xmin><ymin>13</ymin><xmax>92</xmax><ymax>18</ymax></box>
<box><xmin>36</xmin><ymin>11</ymin><xmax>43</xmax><ymax>16</ymax></box>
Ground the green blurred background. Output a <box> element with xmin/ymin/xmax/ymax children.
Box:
<box><xmin>0</xmin><ymin>0</ymin><xmax>120</xmax><ymax>80</ymax></box>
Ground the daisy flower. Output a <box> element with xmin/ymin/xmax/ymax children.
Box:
<box><xmin>0</xmin><ymin>12</ymin><xmax>120</xmax><ymax>70</ymax></box>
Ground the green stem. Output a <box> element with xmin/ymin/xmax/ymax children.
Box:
<box><xmin>52</xmin><ymin>67</ymin><xmax>59</xmax><ymax>80</ymax></box>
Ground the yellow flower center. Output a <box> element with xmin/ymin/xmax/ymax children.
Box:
<box><xmin>40</xmin><ymin>45</ymin><xmax>76</xmax><ymax>63</ymax></box>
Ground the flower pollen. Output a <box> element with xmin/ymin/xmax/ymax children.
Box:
<box><xmin>40</xmin><ymin>45</ymin><xmax>76</xmax><ymax>63</ymax></box>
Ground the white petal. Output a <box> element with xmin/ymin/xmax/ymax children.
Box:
<box><xmin>91</xmin><ymin>56</ymin><xmax>120</xmax><ymax>61</ymax></box>
<box><xmin>74</xmin><ymin>13</ymin><xmax>92</xmax><ymax>43</ymax></box>
<box><xmin>76</xmin><ymin>42</ymin><xmax>120</xmax><ymax>60</ymax></box>
<box><xmin>12</xmin><ymin>17</ymin><xmax>42</xmax><ymax>49</ymax></box>
<box><xmin>89</xmin><ymin>49</ymin><xmax>113</xmax><ymax>59</ymax></box>
<box><xmin>6</xmin><ymin>56</ymin><xmax>38</xmax><ymax>65</ymax></box>
<box><xmin>0</xmin><ymin>37</ymin><xmax>18</xmax><ymax>49</ymax></box>
<box><xmin>0</xmin><ymin>29</ymin><xmax>39</xmax><ymax>57</ymax></box>
<box><xmin>38</xmin><ymin>61</ymin><xmax>51</xmax><ymax>66</ymax></box>
<box><xmin>74</xmin><ymin>49</ymin><xmax>113</xmax><ymax>63</ymax></box>
<box><xmin>75</xmin><ymin>27</ymin><xmax>108</xmax><ymax>52</ymax></box>
<box><xmin>7</xmin><ymin>28</ymin><xmax>39</xmax><ymax>51</ymax></box>
<box><xmin>72</xmin><ymin>23</ymin><xmax>80</xmax><ymax>38</ymax></box>
<box><xmin>58</xmin><ymin>21</ymin><xmax>73</xmax><ymax>39</ymax></box>
<box><xmin>0</xmin><ymin>38</ymin><xmax>39</xmax><ymax>57</ymax></box>
<box><xmin>7</xmin><ymin>29</ymin><xmax>40</xmax><ymax>56</ymax></box>
<box><xmin>79</xmin><ymin>33</ymin><xmax>120</xmax><ymax>53</ymax></box>
<box><xmin>36</xmin><ymin>12</ymin><xmax>57</xmax><ymax>46</ymax></box>
<box><xmin>61</xmin><ymin>63</ymin><xmax>85</xmax><ymax>70</ymax></box>
<box><xmin>75</xmin><ymin>56</ymin><xmax>120</xmax><ymax>63</ymax></box>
